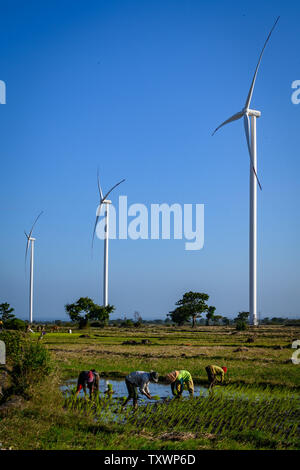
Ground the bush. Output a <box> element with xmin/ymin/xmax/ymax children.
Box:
<box><xmin>13</xmin><ymin>341</ymin><xmax>52</xmax><ymax>395</ymax></box>
<box><xmin>90</xmin><ymin>321</ymin><xmax>106</xmax><ymax>328</ymax></box>
<box><xmin>4</xmin><ymin>318</ymin><xmax>26</xmax><ymax>331</ymax></box>
<box><xmin>0</xmin><ymin>330</ymin><xmax>25</xmax><ymax>363</ymax></box>
<box><xmin>120</xmin><ymin>319</ymin><xmax>134</xmax><ymax>328</ymax></box>
<box><xmin>0</xmin><ymin>330</ymin><xmax>52</xmax><ymax>397</ymax></box>
<box><xmin>236</xmin><ymin>319</ymin><xmax>247</xmax><ymax>331</ymax></box>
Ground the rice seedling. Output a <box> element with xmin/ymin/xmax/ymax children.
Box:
<box><xmin>62</xmin><ymin>383</ymin><xmax>299</xmax><ymax>449</ymax></box>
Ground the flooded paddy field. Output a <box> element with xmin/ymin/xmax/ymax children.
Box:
<box><xmin>61</xmin><ymin>377</ymin><xmax>209</xmax><ymax>403</ymax></box>
<box><xmin>61</xmin><ymin>376</ymin><xmax>300</xmax><ymax>450</ymax></box>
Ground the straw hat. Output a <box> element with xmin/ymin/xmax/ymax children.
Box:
<box><xmin>165</xmin><ymin>370</ymin><xmax>179</xmax><ymax>384</ymax></box>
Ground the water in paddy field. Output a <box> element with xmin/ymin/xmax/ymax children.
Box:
<box><xmin>61</xmin><ymin>379</ymin><xmax>298</xmax><ymax>404</ymax></box>
<box><xmin>61</xmin><ymin>377</ymin><xmax>209</xmax><ymax>404</ymax></box>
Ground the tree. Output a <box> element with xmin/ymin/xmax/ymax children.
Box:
<box><xmin>234</xmin><ymin>311</ymin><xmax>250</xmax><ymax>331</ymax></box>
<box><xmin>235</xmin><ymin>311</ymin><xmax>250</xmax><ymax>322</ymax></box>
<box><xmin>168</xmin><ymin>305</ymin><xmax>190</xmax><ymax>326</ymax></box>
<box><xmin>213</xmin><ymin>315</ymin><xmax>223</xmax><ymax>326</ymax></box>
<box><xmin>65</xmin><ymin>297</ymin><xmax>115</xmax><ymax>328</ymax></box>
<box><xmin>222</xmin><ymin>316</ymin><xmax>230</xmax><ymax>326</ymax></box>
<box><xmin>0</xmin><ymin>303</ymin><xmax>15</xmax><ymax>324</ymax></box>
<box><xmin>5</xmin><ymin>318</ymin><xmax>26</xmax><ymax>330</ymax></box>
<box><xmin>120</xmin><ymin>319</ymin><xmax>134</xmax><ymax>328</ymax></box>
<box><xmin>206</xmin><ymin>306</ymin><xmax>216</xmax><ymax>326</ymax></box>
<box><xmin>133</xmin><ymin>311</ymin><xmax>143</xmax><ymax>327</ymax></box>
<box><xmin>168</xmin><ymin>292</ymin><xmax>210</xmax><ymax>328</ymax></box>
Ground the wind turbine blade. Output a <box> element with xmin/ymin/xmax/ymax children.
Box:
<box><xmin>102</xmin><ymin>179</ymin><xmax>125</xmax><ymax>201</ymax></box>
<box><xmin>243</xmin><ymin>114</ymin><xmax>262</xmax><ymax>190</ymax></box>
<box><xmin>97</xmin><ymin>169</ymin><xmax>104</xmax><ymax>200</ymax></box>
<box><xmin>92</xmin><ymin>202</ymin><xmax>104</xmax><ymax>250</ymax></box>
<box><xmin>25</xmin><ymin>211</ymin><xmax>43</xmax><ymax>266</ymax></box>
<box><xmin>212</xmin><ymin>111</ymin><xmax>244</xmax><ymax>136</ymax></box>
<box><xmin>25</xmin><ymin>233</ymin><xmax>30</xmax><ymax>265</ymax></box>
<box><xmin>28</xmin><ymin>211</ymin><xmax>44</xmax><ymax>238</ymax></box>
<box><xmin>244</xmin><ymin>16</ymin><xmax>280</xmax><ymax>110</ymax></box>
<box><xmin>243</xmin><ymin>113</ymin><xmax>252</xmax><ymax>157</ymax></box>
<box><xmin>92</xmin><ymin>218</ymin><xmax>98</xmax><ymax>250</ymax></box>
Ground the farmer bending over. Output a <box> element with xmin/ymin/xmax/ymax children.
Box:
<box><xmin>165</xmin><ymin>370</ymin><xmax>194</xmax><ymax>398</ymax></box>
<box><xmin>123</xmin><ymin>371</ymin><xmax>159</xmax><ymax>409</ymax></box>
<box><xmin>205</xmin><ymin>365</ymin><xmax>227</xmax><ymax>390</ymax></box>
<box><xmin>76</xmin><ymin>369</ymin><xmax>100</xmax><ymax>399</ymax></box>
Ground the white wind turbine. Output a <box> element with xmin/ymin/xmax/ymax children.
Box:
<box><xmin>92</xmin><ymin>171</ymin><xmax>125</xmax><ymax>306</ymax></box>
<box><xmin>25</xmin><ymin>211</ymin><xmax>43</xmax><ymax>324</ymax></box>
<box><xmin>212</xmin><ymin>17</ymin><xmax>280</xmax><ymax>326</ymax></box>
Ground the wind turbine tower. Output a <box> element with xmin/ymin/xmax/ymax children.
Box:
<box><xmin>92</xmin><ymin>172</ymin><xmax>125</xmax><ymax>306</ymax></box>
<box><xmin>212</xmin><ymin>17</ymin><xmax>280</xmax><ymax>326</ymax></box>
<box><xmin>25</xmin><ymin>211</ymin><xmax>43</xmax><ymax>324</ymax></box>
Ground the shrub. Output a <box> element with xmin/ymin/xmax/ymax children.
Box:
<box><xmin>13</xmin><ymin>341</ymin><xmax>52</xmax><ymax>395</ymax></box>
<box><xmin>4</xmin><ymin>318</ymin><xmax>26</xmax><ymax>331</ymax></box>
<box><xmin>120</xmin><ymin>319</ymin><xmax>134</xmax><ymax>328</ymax></box>
<box><xmin>0</xmin><ymin>330</ymin><xmax>25</xmax><ymax>363</ymax></box>
<box><xmin>0</xmin><ymin>330</ymin><xmax>52</xmax><ymax>397</ymax></box>
<box><xmin>90</xmin><ymin>321</ymin><xmax>107</xmax><ymax>328</ymax></box>
<box><xmin>236</xmin><ymin>319</ymin><xmax>247</xmax><ymax>331</ymax></box>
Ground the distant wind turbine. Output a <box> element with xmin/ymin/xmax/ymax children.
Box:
<box><xmin>212</xmin><ymin>17</ymin><xmax>280</xmax><ymax>326</ymax></box>
<box><xmin>92</xmin><ymin>171</ymin><xmax>125</xmax><ymax>306</ymax></box>
<box><xmin>25</xmin><ymin>211</ymin><xmax>43</xmax><ymax>324</ymax></box>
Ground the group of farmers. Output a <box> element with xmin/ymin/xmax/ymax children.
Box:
<box><xmin>76</xmin><ymin>364</ymin><xmax>227</xmax><ymax>408</ymax></box>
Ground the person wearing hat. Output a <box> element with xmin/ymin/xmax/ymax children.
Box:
<box><xmin>122</xmin><ymin>371</ymin><xmax>159</xmax><ymax>409</ymax></box>
<box><xmin>205</xmin><ymin>365</ymin><xmax>227</xmax><ymax>390</ymax></box>
<box><xmin>165</xmin><ymin>370</ymin><xmax>194</xmax><ymax>398</ymax></box>
<box><xmin>75</xmin><ymin>369</ymin><xmax>100</xmax><ymax>399</ymax></box>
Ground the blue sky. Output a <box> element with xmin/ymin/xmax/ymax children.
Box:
<box><xmin>0</xmin><ymin>0</ymin><xmax>299</xmax><ymax>321</ymax></box>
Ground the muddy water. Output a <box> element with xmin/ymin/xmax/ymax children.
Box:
<box><xmin>61</xmin><ymin>377</ymin><xmax>209</xmax><ymax>404</ymax></box>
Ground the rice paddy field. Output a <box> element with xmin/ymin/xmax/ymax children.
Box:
<box><xmin>0</xmin><ymin>324</ymin><xmax>299</xmax><ymax>450</ymax></box>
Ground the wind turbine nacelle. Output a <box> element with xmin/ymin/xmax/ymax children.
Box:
<box><xmin>103</xmin><ymin>199</ymin><xmax>112</xmax><ymax>204</ymax></box>
<box><xmin>247</xmin><ymin>109</ymin><xmax>261</xmax><ymax>118</ymax></box>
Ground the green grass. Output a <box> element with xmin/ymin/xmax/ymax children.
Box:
<box><xmin>62</xmin><ymin>382</ymin><xmax>299</xmax><ymax>450</ymax></box>
<box><xmin>2</xmin><ymin>374</ymin><xmax>298</xmax><ymax>450</ymax></box>
<box><xmin>42</xmin><ymin>325</ymin><xmax>300</xmax><ymax>389</ymax></box>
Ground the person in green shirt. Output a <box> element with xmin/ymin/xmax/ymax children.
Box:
<box><xmin>205</xmin><ymin>365</ymin><xmax>227</xmax><ymax>390</ymax></box>
<box><xmin>165</xmin><ymin>370</ymin><xmax>194</xmax><ymax>397</ymax></box>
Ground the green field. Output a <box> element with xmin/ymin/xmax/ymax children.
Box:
<box><xmin>46</xmin><ymin>324</ymin><xmax>300</xmax><ymax>388</ymax></box>
<box><xmin>0</xmin><ymin>325</ymin><xmax>299</xmax><ymax>450</ymax></box>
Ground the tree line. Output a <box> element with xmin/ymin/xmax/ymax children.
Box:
<box><xmin>1</xmin><ymin>295</ymin><xmax>299</xmax><ymax>330</ymax></box>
